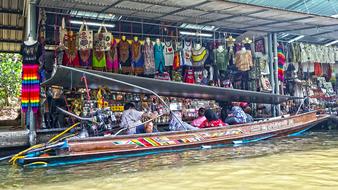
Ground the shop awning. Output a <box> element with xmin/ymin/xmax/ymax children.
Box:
<box><xmin>42</xmin><ymin>66</ymin><xmax>302</xmax><ymax>104</ymax></box>
<box><xmin>38</xmin><ymin>0</ymin><xmax>338</xmax><ymax>42</ymax></box>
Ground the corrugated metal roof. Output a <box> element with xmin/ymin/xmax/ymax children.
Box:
<box><xmin>37</xmin><ymin>0</ymin><xmax>338</xmax><ymax>44</ymax></box>
<box><xmin>0</xmin><ymin>0</ymin><xmax>25</xmax><ymax>53</ymax></box>
<box><xmin>227</xmin><ymin>0</ymin><xmax>338</xmax><ymax>17</ymax></box>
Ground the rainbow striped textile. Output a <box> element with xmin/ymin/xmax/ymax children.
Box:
<box><xmin>21</xmin><ymin>64</ymin><xmax>40</xmax><ymax>113</ymax></box>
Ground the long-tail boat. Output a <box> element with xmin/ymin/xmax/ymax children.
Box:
<box><xmin>10</xmin><ymin>66</ymin><xmax>329</xmax><ymax>168</ymax></box>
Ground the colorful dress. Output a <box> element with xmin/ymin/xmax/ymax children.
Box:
<box><xmin>184</xmin><ymin>69</ymin><xmax>195</xmax><ymax>84</ymax></box>
<box><xmin>131</xmin><ymin>40</ymin><xmax>144</xmax><ymax>75</ymax></box>
<box><xmin>154</xmin><ymin>43</ymin><xmax>165</xmax><ymax>73</ymax></box>
<box><xmin>191</xmin><ymin>46</ymin><xmax>208</xmax><ymax>67</ymax></box>
<box><xmin>277</xmin><ymin>45</ymin><xmax>285</xmax><ymax>81</ymax></box>
<box><xmin>182</xmin><ymin>41</ymin><xmax>192</xmax><ymax>66</ymax></box>
<box><xmin>21</xmin><ymin>42</ymin><xmax>42</xmax><ymax>113</ymax></box>
<box><xmin>235</xmin><ymin>49</ymin><xmax>253</xmax><ymax>71</ymax></box>
<box><xmin>213</xmin><ymin>48</ymin><xmax>229</xmax><ymax>71</ymax></box>
<box><xmin>164</xmin><ymin>41</ymin><xmax>174</xmax><ymax>67</ymax></box>
<box><xmin>106</xmin><ymin>39</ymin><xmax>119</xmax><ymax>73</ymax></box>
<box><xmin>118</xmin><ymin>39</ymin><xmax>131</xmax><ymax>73</ymax></box>
<box><xmin>173</xmin><ymin>41</ymin><xmax>182</xmax><ymax>70</ymax></box>
<box><xmin>92</xmin><ymin>50</ymin><xmax>106</xmax><ymax>71</ymax></box>
<box><xmin>143</xmin><ymin>42</ymin><xmax>155</xmax><ymax>75</ymax></box>
<box><xmin>62</xmin><ymin>33</ymin><xmax>80</xmax><ymax>67</ymax></box>
<box><xmin>79</xmin><ymin>49</ymin><xmax>92</xmax><ymax>69</ymax></box>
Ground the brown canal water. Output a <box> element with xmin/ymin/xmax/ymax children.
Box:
<box><xmin>1</xmin><ymin>130</ymin><xmax>338</xmax><ymax>190</ymax></box>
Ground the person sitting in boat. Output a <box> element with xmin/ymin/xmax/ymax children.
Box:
<box><xmin>224</xmin><ymin>102</ymin><xmax>248</xmax><ymax>125</ymax></box>
<box><xmin>120</xmin><ymin>102</ymin><xmax>158</xmax><ymax>134</ymax></box>
<box><xmin>191</xmin><ymin>108</ymin><xmax>206</xmax><ymax>127</ymax></box>
<box><xmin>198</xmin><ymin>109</ymin><xmax>227</xmax><ymax>128</ymax></box>
<box><xmin>242</xmin><ymin>104</ymin><xmax>254</xmax><ymax>123</ymax></box>
<box><xmin>136</xmin><ymin>116</ymin><xmax>158</xmax><ymax>134</ymax></box>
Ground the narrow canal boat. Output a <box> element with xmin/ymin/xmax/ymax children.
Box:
<box><xmin>9</xmin><ymin>66</ymin><xmax>329</xmax><ymax>168</ymax></box>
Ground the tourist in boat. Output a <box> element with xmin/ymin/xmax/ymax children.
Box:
<box><xmin>242</xmin><ymin>104</ymin><xmax>254</xmax><ymax>123</ymax></box>
<box><xmin>224</xmin><ymin>102</ymin><xmax>248</xmax><ymax>125</ymax></box>
<box><xmin>135</xmin><ymin>116</ymin><xmax>158</xmax><ymax>134</ymax></box>
<box><xmin>120</xmin><ymin>102</ymin><xmax>158</xmax><ymax>134</ymax></box>
<box><xmin>191</xmin><ymin>108</ymin><xmax>206</xmax><ymax>127</ymax></box>
<box><xmin>198</xmin><ymin>109</ymin><xmax>227</xmax><ymax>128</ymax></box>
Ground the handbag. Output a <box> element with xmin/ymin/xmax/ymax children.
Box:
<box><xmin>78</xmin><ymin>21</ymin><xmax>93</xmax><ymax>50</ymax></box>
<box><xmin>94</xmin><ymin>24</ymin><xmax>112</xmax><ymax>51</ymax></box>
<box><xmin>59</xmin><ymin>17</ymin><xmax>67</xmax><ymax>46</ymax></box>
<box><xmin>260</xmin><ymin>76</ymin><xmax>272</xmax><ymax>92</ymax></box>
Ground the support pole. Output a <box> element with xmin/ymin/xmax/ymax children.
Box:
<box><xmin>273</xmin><ymin>33</ymin><xmax>280</xmax><ymax>116</ymax></box>
<box><xmin>267</xmin><ymin>33</ymin><xmax>276</xmax><ymax>117</ymax></box>
<box><xmin>26</xmin><ymin>0</ymin><xmax>38</xmax><ymax>146</ymax></box>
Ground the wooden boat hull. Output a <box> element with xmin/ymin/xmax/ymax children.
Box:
<box><xmin>18</xmin><ymin>112</ymin><xmax>329</xmax><ymax>168</ymax></box>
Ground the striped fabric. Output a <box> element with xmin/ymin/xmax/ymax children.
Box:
<box><xmin>128</xmin><ymin>135</ymin><xmax>205</xmax><ymax>147</ymax></box>
<box><xmin>21</xmin><ymin>64</ymin><xmax>40</xmax><ymax>113</ymax></box>
<box><xmin>277</xmin><ymin>45</ymin><xmax>285</xmax><ymax>82</ymax></box>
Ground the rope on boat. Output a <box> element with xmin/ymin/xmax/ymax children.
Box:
<box><xmin>24</xmin><ymin>161</ymin><xmax>48</xmax><ymax>167</ymax></box>
<box><xmin>9</xmin><ymin>122</ymin><xmax>80</xmax><ymax>166</ymax></box>
<box><xmin>48</xmin><ymin>122</ymin><xmax>80</xmax><ymax>143</ymax></box>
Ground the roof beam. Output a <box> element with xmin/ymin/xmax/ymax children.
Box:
<box><xmin>241</xmin><ymin>16</ymin><xmax>313</xmax><ymax>29</ymax></box>
<box><xmin>0</xmin><ymin>9</ymin><xmax>23</xmax><ymax>14</ymax></box>
<box><xmin>0</xmin><ymin>39</ymin><xmax>22</xmax><ymax>43</ymax></box>
<box><xmin>0</xmin><ymin>25</ymin><xmax>23</xmax><ymax>31</ymax></box>
<box><xmin>276</xmin><ymin>24</ymin><xmax>338</xmax><ymax>33</ymax></box>
<box><xmin>200</xmin><ymin>9</ymin><xmax>268</xmax><ymax>25</ymax></box>
<box><xmin>310</xmin><ymin>30</ymin><xmax>338</xmax><ymax>37</ymax></box>
<box><xmin>100</xmin><ymin>0</ymin><xmax>123</xmax><ymax>13</ymax></box>
<box><xmin>0</xmin><ymin>50</ymin><xmax>20</xmax><ymax>53</ymax></box>
<box><xmin>157</xmin><ymin>0</ymin><xmax>209</xmax><ymax>19</ymax></box>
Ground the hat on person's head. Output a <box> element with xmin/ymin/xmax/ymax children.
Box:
<box><xmin>204</xmin><ymin>109</ymin><xmax>218</xmax><ymax>121</ymax></box>
<box><xmin>239</xmin><ymin>102</ymin><xmax>248</xmax><ymax>108</ymax></box>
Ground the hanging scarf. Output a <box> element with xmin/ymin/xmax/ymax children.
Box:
<box><xmin>277</xmin><ymin>45</ymin><xmax>285</xmax><ymax>81</ymax></box>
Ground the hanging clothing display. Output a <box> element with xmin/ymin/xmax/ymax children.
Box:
<box><xmin>143</xmin><ymin>41</ymin><xmax>155</xmax><ymax>75</ymax></box>
<box><xmin>277</xmin><ymin>45</ymin><xmax>285</xmax><ymax>81</ymax></box>
<box><xmin>62</xmin><ymin>33</ymin><xmax>80</xmax><ymax>67</ymax></box>
<box><xmin>299</xmin><ymin>43</ymin><xmax>309</xmax><ymax>63</ymax></box>
<box><xmin>92</xmin><ymin>50</ymin><xmax>106</xmax><ymax>70</ymax></box>
<box><xmin>172</xmin><ymin>71</ymin><xmax>182</xmax><ymax>82</ymax></box>
<box><xmin>79</xmin><ymin>49</ymin><xmax>92</xmax><ymax>69</ymax></box>
<box><xmin>314</xmin><ymin>62</ymin><xmax>322</xmax><ymax>76</ymax></box>
<box><xmin>21</xmin><ymin>42</ymin><xmax>42</xmax><ymax>113</ymax></box>
<box><xmin>184</xmin><ymin>69</ymin><xmax>195</xmax><ymax>84</ymax></box>
<box><xmin>235</xmin><ymin>48</ymin><xmax>253</xmax><ymax>71</ymax></box>
<box><xmin>173</xmin><ymin>41</ymin><xmax>183</xmax><ymax>70</ymax></box>
<box><xmin>154</xmin><ymin>42</ymin><xmax>165</xmax><ymax>73</ymax></box>
<box><xmin>182</xmin><ymin>41</ymin><xmax>192</xmax><ymax>66</ymax></box>
<box><xmin>106</xmin><ymin>39</ymin><xmax>119</xmax><ymax>73</ymax></box>
<box><xmin>201</xmin><ymin>69</ymin><xmax>209</xmax><ymax>85</ymax></box>
<box><xmin>194</xmin><ymin>70</ymin><xmax>203</xmax><ymax>84</ymax></box>
<box><xmin>290</xmin><ymin>43</ymin><xmax>300</xmax><ymax>63</ymax></box>
<box><xmin>118</xmin><ymin>39</ymin><xmax>131</xmax><ymax>73</ymax></box>
<box><xmin>213</xmin><ymin>48</ymin><xmax>229</xmax><ymax>71</ymax></box>
<box><xmin>191</xmin><ymin>45</ymin><xmax>208</xmax><ymax>67</ymax></box>
<box><xmin>131</xmin><ymin>40</ymin><xmax>144</xmax><ymax>75</ymax></box>
<box><xmin>164</xmin><ymin>41</ymin><xmax>174</xmax><ymax>67</ymax></box>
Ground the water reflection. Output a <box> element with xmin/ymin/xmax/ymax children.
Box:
<box><xmin>1</xmin><ymin>131</ymin><xmax>338</xmax><ymax>190</ymax></box>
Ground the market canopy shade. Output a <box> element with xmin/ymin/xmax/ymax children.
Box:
<box><xmin>42</xmin><ymin>66</ymin><xmax>302</xmax><ymax>104</ymax></box>
<box><xmin>38</xmin><ymin>0</ymin><xmax>338</xmax><ymax>41</ymax></box>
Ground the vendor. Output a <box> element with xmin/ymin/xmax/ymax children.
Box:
<box><xmin>120</xmin><ymin>102</ymin><xmax>157</xmax><ymax>134</ymax></box>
